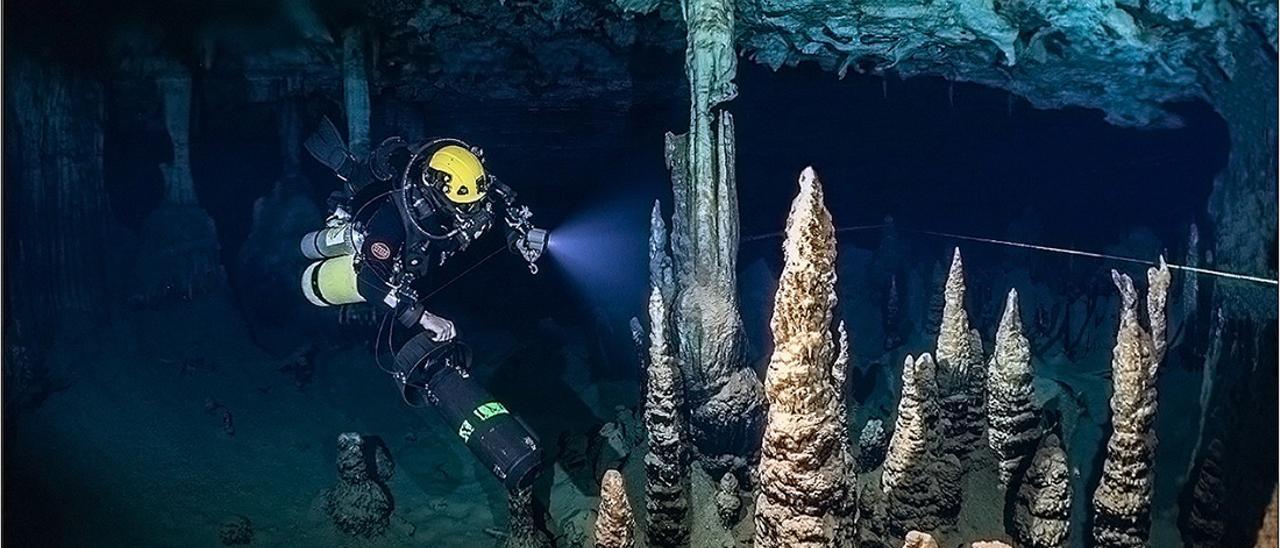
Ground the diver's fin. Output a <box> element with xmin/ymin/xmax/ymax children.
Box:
<box><xmin>304</xmin><ymin>116</ymin><xmax>354</xmax><ymax>178</ymax></box>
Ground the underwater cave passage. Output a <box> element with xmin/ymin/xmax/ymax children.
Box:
<box><xmin>729</xmin><ymin>61</ymin><xmax>1229</xmax><ymax>270</ymax></box>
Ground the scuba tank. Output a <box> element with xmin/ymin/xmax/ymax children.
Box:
<box><xmin>300</xmin><ymin>224</ymin><xmax>359</xmax><ymax>260</ymax></box>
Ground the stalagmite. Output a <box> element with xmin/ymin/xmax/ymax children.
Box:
<box><xmin>986</xmin><ymin>289</ymin><xmax>1042</xmax><ymax>488</ymax></box>
<box><xmin>1091</xmin><ymin>266</ymin><xmax>1169</xmax><ymax>547</ymax></box>
<box><xmin>593</xmin><ymin>470</ymin><xmax>635</xmax><ymax>548</ymax></box>
<box><xmin>856</xmin><ymin>418</ymin><xmax>889</xmax><ymax>472</ymax></box>
<box><xmin>1255</xmin><ymin>489</ymin><xmax>1278</xmax><ymax>548</ymax></box>
<box><xmin>935</xmin><ymin>249</ymin><xmax>986</xmax><ymax>464</ymax></box>
<box><xmin>882</xmin><ymin>353</ymin><xmax>954</xmax><ymax>536</ymax></box>
<box><xmin>715</xmin><ymin>472</ymin><xmax>742</xmax><ymax>527</ymax></box>
<box><xmin>754</xmin><ymin>168</ymin><xmax>854</xmax><ymax>548</ymax></box>
<box><xmin>1147</xmin><ymin>257</ymin><xmax>1171</xmax><ymax>364</ymax></box>
<box><xmin>903</xmin><ymin>531</ymin><xmax>940</xmax><ymax>548</ymax></box>
<box><xmin>503</xmin><ymin>488</ymin><xmax>552</xmax><ymax>548</ymax></box>
<box><xmin>643</xmin><ymin>201</ymin><xmax>690</xmax><ymax>546</ymax></box>
<box><xmin>1013</xmin><ymin>434</ymin><xmax>1071</xmax><ymax>548</ymax></box>
<box><xmin>664</xmin><ymin>0</ymin><xmax>763</xmax><ymax>471</ymax></box>
<box><xmin>1181</xmin><ymin>439</ymin><xmax>1225</xmax><ymax>548</ymax></box>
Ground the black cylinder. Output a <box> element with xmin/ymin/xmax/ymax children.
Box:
<box><xmin>393</xmin><ymin>334</ymin><xmax>543</xmax><ymax>490</ymax></box>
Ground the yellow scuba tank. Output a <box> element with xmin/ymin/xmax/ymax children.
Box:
<box><xmin>301</xmin><ymin>254</ymin><xmax>366</xmax><ymax>306</ymax></box>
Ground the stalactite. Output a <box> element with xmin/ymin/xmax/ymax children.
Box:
<box><xmin>1091</xmin><ymin>268</ymin><xmax>1169</xmax><ymax>548</ymax></box>
<box><xmin>882</xmin><ymin>353</ymin><xmax>955</xmax><ymax>537</ymax></box>
<box><xmin>342</xmin><ymin>26</ymin><xmax>371</xmax><ymax>158</ymax></box>
<box><xmin>503</xmin><ymin>488</ymin><xmax>552</xmax><ymax>548</ymax></box>
<box><xmin>754</xmin><ymin>168</ymin><xmax>854</xmax><ymax>548</ymax></box>
<box><xmin>986</xmin><ymin>289</ymin><xmax>1042</xmax><ymax>488</ymax></box>
<box><xmin>5</xmin><ymin>55</ymin><xmax>111</xmax><ymax>326</ymax></box>
<box><xmin>663</xmin><ymin>0</ymin><xmax>762</xmax><ymax>473</ymax></box>
<box><xmin>1012</xmin><ymin>434</ymin><xmax>1071</xmax><ymax>548</ymax></box>
<box><xmin>593</xmin><ymin>469</ymin><xmax>635</xmax><ymax>548</ymax></box>
<box><xmin>934</xmin><ymin>248</ymin><xmax>983</xmax><ymax>514</ymax></box>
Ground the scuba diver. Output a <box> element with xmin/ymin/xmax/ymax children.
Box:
<box><xmin>297</xmin><ymin>117</ymin><xmax>548</xmax><ymax>490</ymax></box>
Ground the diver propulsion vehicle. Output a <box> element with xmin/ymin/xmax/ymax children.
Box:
<box><xmin>393</xmin><ymin>335</ymin><xmax>543</xmax><ymax>490</ymax></box>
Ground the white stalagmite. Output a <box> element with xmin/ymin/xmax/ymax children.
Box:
<box><xmin>643</xmin><ymin>201</ymin><xmax>689</xmax><ymax>545</ymax></box>
<box><xmin>882</xmin><ymin>353</ymin><xmax>954</xmax><ymax>536</ymax></box>
<box><xmin>754</xmin><ymin>167</ymin><xmax>854</xmax><ymax>548</ymax></box>
<box><xmin>1147</xmin><ymin>256</ymin><xmax>1172</xmax><ymax>364</ymax></box>
<box><xmin>903</xmin><ymin>531</ymin><xmax>940</xmax><ymax>548</ymax></box>
<box><xmin>1091</xmin><ymin>264</ymin><xmax>1170</xmax><ymax>547</ymax></box>
<box><xmin>986</xmin><ymin>289</ymin><xmax>1042</xmax><ymax>488</ymax></box>
<box><xmin>643</xmin><ymin>220</ymin><xmax>690</xmax><ymax>545</ymax></box>
<box><xmin>935</xmin><ymin>250</ymin><xmax>985</xmax><ymax>458</ymax></box>
<box><xmin>593</xmin><ymin>470</ymin><xmax>635</xmax><ymax>548</ymax></box>
<box><xmin>1013</xmin><ymin>434</ymin><xmax>1071</xmax><ymax>548</ymax></box>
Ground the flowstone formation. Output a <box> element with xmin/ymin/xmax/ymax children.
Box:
<box><xmin>881</xmin><ymin>353</ymin><xmax>956</xmax><ymax>537</ymax></box>
<box><xmin>1012</xmin><ymin>434</ymin><xmax>1071</xmax><ymax>548</ymax></box>
<box><xmin>325</xmin><ymin>433</ymin><xmax>395</xmax><ymax>538</ymax></box>
<box><xmin>1091</xmin><ymin>264</ymin><xmax>1171</xmax><ymax>548</ymax></box>
<box><xmin>753</xmin><ymin>168</ymin><xmax>855</xmax><ymax>548</ymax></box>
<box><xmin>592</xmin><ymin>470</ymin><xmax>636</xmax><ymax>548</ymax></box>
<box><xmin>985</xmin><ymin>289</ymin><xmax>1042</xmax><ymax>488</ymax></box>
<box><xmin>662</xmin><ymin>0</ymin><xmax>764</xmax><ymax>473</ymax></box>
<box><xmin>642</xmin><ymin>202</ymin><xmax>691</xmax><ymax>546</ymax></box>
<box><xmin>933</xmin><ymin>249</ymin><xmax>983</xmax><ymax>504</ymax></box>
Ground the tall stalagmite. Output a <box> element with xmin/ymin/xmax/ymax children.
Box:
<box><xmin>593</xmin><ymin>470</ymin><xmax>636</xmax><ymax>548</ymax></box>
<box><xmin>754</xmin><ymin>168</ymin><xmax>854</xmax><ymax>547</ymax></box>
<box><xmin>1091</xmin><ymin>264</ymin><xmax>1170</xmax><ymax>547</ymax></box>
<box><xmin>664</xmin><ymin>0</ymin><xmax>763</xmax><ymax>471</ymax></box>
<box><xmin>933</xmin><ymin>249</ymin><xmax>981</xmax><ymax>516</ymax></box>
<box><xmin>1012</xmin><ymin>434</ymin><xmax>1071</xmax><ymax>548</ymax></box>
<box><xmin>882</xmin><ymin>353</ymin><xmax>954</xmax><ymax>537</ymax></box>
<box><xmin>936</xmin><ymin>249</ymin><xmax>985</xmax><ymax>458</ymax></box>
<box><xmin>986</xmin><ymin>289</ymin><xmax>1042</xmax><ymax>488</ymax></box>
<box><xmin>643</xmin><ymin>202</ymin><xmax>690</xmax><ymax>547</ymax></box>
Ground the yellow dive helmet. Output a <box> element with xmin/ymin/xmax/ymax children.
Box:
<box><xmin>424</xmin><ymin>145</ymin><xmax>488</xmax><ymax>204</ymax></box>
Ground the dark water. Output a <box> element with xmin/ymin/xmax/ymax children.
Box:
<box><xmin>6</xmin><ymin>9</ymin><xmax>1270</xmax><ymax>547</ymax></box>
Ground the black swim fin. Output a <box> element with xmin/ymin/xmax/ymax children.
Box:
<box><xmin>304</xmin><ymin>116</ymin><xmax>354</xmax><ymax>179</ymax></box>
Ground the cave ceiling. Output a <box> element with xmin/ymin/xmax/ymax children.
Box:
<box><xmin>96</xmin><ymin>0</ymin><xmax>1277</xmax><ymax>125</ymax></box>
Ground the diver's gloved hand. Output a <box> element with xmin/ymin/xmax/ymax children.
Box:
<box><xmin>325</xmin><ymin>205</ymin><xmax>352</xmax><ymax>228</ymax></box>
<box><xmin>419</xmin><ymin>311</ymin><xmax>457</xmax><ymax>342</ymax></box>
